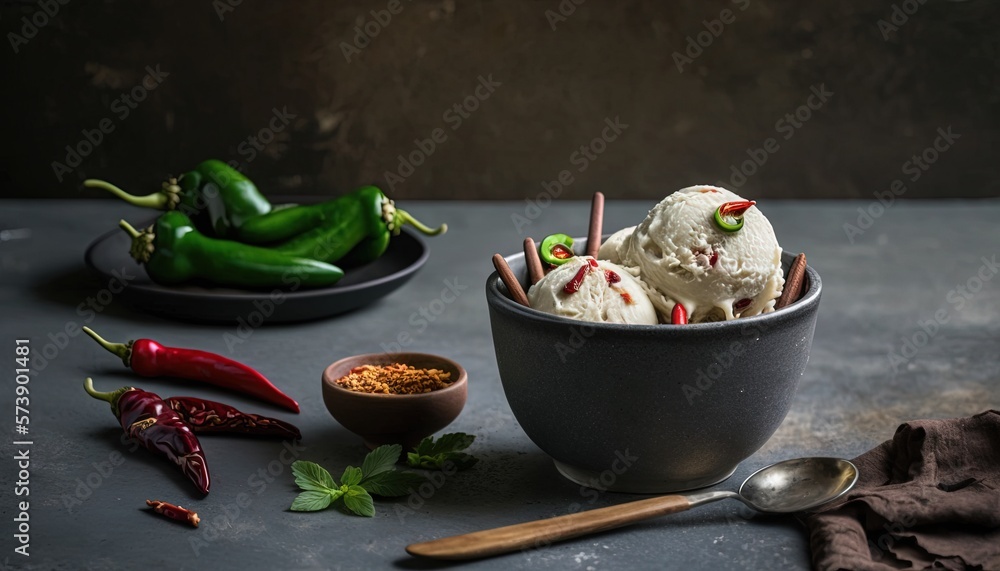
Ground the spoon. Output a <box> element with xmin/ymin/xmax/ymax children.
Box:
<box><xmin>406</xmin><ymin>457</ymin><xmax>858</xmax><ymax>560</ymax></box>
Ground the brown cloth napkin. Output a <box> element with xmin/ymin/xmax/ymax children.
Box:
<box><xmin>805</xmin><ymin>410</ymin><xmax>1000</xmax><ymax>571</ymax></box>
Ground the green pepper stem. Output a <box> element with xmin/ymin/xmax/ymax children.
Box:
<box><xmin>83</xmin><ymin>377</ymin><xmax>116</xmax><ymax>403</ymax></box>
<box><xmin>84</xmin><ymin>179</ymin><xmax>169</xmax><ymax>210</ymax></box>
<box><xmin>396</xmin><ymin>209</ymin><xmax>447</xmax><ymax>236</ymax></box>
<box><xmin>119</xmin><ymin>219</ymin><xmax>156</xmax><ymax>264</ymax></box>
<box><xmin>83</xmin><ymin>377</ymin><xmax>133</xmax><ymax>416</ymax></box>
<box><xmin>82</xmin><ymin>326</ymin><xmax>130</xmax><ymax>365</ymax></box>
<box><xmin>119</xmin><ymin>219</ymin><xmax>141</xmax><ymax>239</ymax></box>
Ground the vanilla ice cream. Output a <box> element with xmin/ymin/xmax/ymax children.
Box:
<box><xmin>527</xmin><ymin>256</ymin><xmax>658</xmax><ymax>325</ymax></box>
<box><xmin>617</xmin><ymin>185</ymin><xmax>784</xmax><ymax>322</ymax></box>
<box><xmin>597</xmin><ymin>226</ymin><xmax>634</xmax><ymax>265</ymax></box>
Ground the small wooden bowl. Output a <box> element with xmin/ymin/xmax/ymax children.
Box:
<box><xmin>322</xmin><ymin>353</ymin><xmax>468</xmax><ymax>449</ymax></box>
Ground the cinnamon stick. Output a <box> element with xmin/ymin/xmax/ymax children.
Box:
<box><xmin>775</xmin><ymin>253</ymin><xmax>807</xmax><ymax>310</ymax></box>
<box><xmin>492</xmin><ymin>254</ymin><xmax>530</xmax><ymax>307</ymax></box>
<box><xmin>586</xmin><ymin>192</ymin><xmax>605</xmax><ymax>259</ymax></box>
<box><xmin>524</xmin><ymin>238</ymin><xmax>544</xmax><ymax>285</ymax></box>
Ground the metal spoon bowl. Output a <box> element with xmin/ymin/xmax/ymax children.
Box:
<box><xmin>406</xmin><ymin>457</ymin><xmax>858</xmax><ymax>560</ymax></box>
<box><xmin>740</xmin><ymin>457</ymin><xmax>858</xmax><ymax>512</ymax></box>
<box><xmin>685</xmin><ymin>457</ymin><xmax>859</xmax><ymax>514</ymax></box>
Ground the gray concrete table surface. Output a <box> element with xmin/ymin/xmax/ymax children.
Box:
<box><xmin>0</xmin><ymin>199</ymin><xmax>998</xmax><ymax>571</ymax></box>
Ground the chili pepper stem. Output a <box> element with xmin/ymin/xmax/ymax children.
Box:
<box><xmin>83</xmin><ymin>377</ymin><xmax>112</xmax><ymax>402</ymax></box>
<box><xmin>119</xmin><ymin>219</ymin><xmax>142</xmax><ymax>239</ymax></box>
<box><xmin>119</xmin><ymin>219</ymin><xmax>156</xmax><ymax>264</ymax></box>
<box><xmin>82</xmin><ymin>326</ymin><xmax>131</xmax><ymax>366</ymax></box>
<box><xmin>395</xmin><ymin>208</ymin><xmax>447</xmax><ymax>236</ymax></box>
<box><xmin>83</xmin><ymin>377</ymin><xmax>133</xmax><ymax>416</ymax></box>
<box><xmin>85</xmin><ymin>179</ymin><xmax>169</xmax><ymax>210</ymax></box>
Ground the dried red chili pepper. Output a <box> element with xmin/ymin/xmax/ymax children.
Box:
<box><xmin>146</xmin><ymin>499</ymin><xmax>200</xmax><ymax>528</ymax></box>
<box><xmin>84</xmin><ymin>378</ymin><xmax>211</xmax><ymax>495</ymax></box>
<box><xmin>83</xmin><ymin>326</ymin><xmax>299</xmax><ymax>413</ymax></box>
<box><xmin>165</xmin><ymin>396</ymin><xmax>301</xmax><ymax>440</ymax></box>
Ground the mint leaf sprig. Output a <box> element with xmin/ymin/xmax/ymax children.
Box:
<box><xmin>407</xmin><ymin>433</ymin><xmax>479</xmax><ymax>471</ymax></box>
<box><xmin>290</xmin><ymin>444</ymin><xmax>425</xmax><ymax>516</ymax></box>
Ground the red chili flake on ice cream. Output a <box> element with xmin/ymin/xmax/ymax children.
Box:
<box><xmin>605</xmin><ymin>269</ymin><xmax>632</xmax><ymax>304</ymax></box>
<box><xmin>710</xmin><ymin>251</ymin><xmax>719</xmax><ymax>267</ymax></box>
<box><xmin>563</xmin><ymin>259</ymin><xmax>599</xmax><ymax>294</ymax></box>
<box><xmin>718</xmin><ymin>200</ymin><xmax>756</xmax><ymax>218</ymax></box>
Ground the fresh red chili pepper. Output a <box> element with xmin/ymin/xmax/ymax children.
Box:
<box><xmin>165</xmin><ymin>396</ymin><xmax>301</xmax><ymax>440</ymax></box>
<box><xmin>83</xmin><ymin>326</ymin><xmax>299</xmax><ymax>413</ymax></box>
<box><xmin>84</xmin><ymin>378</ymin><xmax>211</xmax><ymax>495</ymax></box>
<box><xmin>146</xmin><ymin>499</ymin><xmax>200</xmax><ymax>528</ymax></box>
<box><xmin>671</xmin><ymin>303</ymin><xmax>688</xmax><ymax>325</ymax></box>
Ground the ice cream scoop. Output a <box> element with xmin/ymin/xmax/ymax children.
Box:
<box><xmin>617</xmin><ymin>185</ymin><xmax>784</xmax><ymax>322</ymax></box>
<box><xmin>597</xmin><ymin>226</ymin><xmax>634</xmax><ymax>265</ymax></box>
<box><xmin>527</xmin><ymin>256</ymin><xmax>657</xmax><ymax>325</ymax></box>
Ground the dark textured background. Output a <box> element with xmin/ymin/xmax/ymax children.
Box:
<box><xmin>2</xmin><ymin>0</ymin><xmax>999</xmax><ymax>200</ymax></box>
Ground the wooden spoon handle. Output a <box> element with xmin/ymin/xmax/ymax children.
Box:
<box><xmin>406</xmin><ymin>494</ymin><xmax>692</xmax><ymax>560</ymax></box>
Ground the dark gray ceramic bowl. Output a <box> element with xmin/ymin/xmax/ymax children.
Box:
<box><xmin>486</xmin><ymin>240</ymin><xmax>821</xmax><ymax>493</ymax></box>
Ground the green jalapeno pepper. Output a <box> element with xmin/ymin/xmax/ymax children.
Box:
<box><xmin>86</xmin><ymin>160</ymin><xmax>272</xmax><ymax>238</ymax></box>
<box><xmin>273</xmin><ymin>186</ymin><xmax>446</xmax><ymax>264</ymax></box>
<box><xmin>235</xmin><ymin>186</ymin><xmax>372</xmax><ymax>245</ymax></box>
<box><xmin>539</xmin><ymin>233</ymin><xmax>576</xmax><ymax>266</ymax></box>
<box><xmin>119</xmin><ymin>211</ymin><xmax>344</xmax><ymax>289</ymax></box>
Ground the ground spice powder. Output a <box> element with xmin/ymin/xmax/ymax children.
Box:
<box><xmin>335</xmin><ymin>363</ymin><xmax>453</xmax><ymax>395</ymax></box>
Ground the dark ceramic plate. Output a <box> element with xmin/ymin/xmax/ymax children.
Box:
<box><xmin>84</xmin><ymin>223</ymin><xmax>428</xmax><ymax>323</ymax></box>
